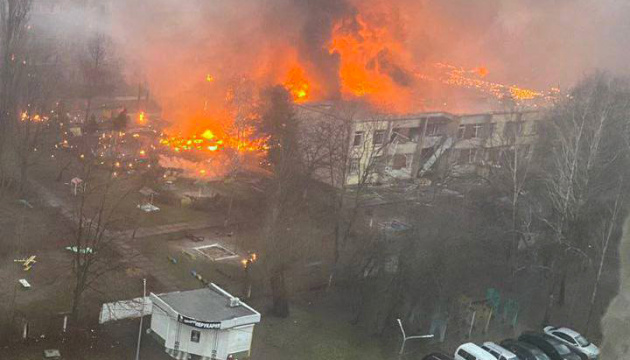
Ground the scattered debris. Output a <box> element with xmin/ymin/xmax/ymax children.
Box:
<box><xmin>19</xmin><ymin>279</ymin><xmax>31</xmax><ymax>289</ymax></box>
<box><xmin>138</xmin><ymin>203</ymin><xmax>160</xmax><ymax>212</ymax></box>
<box><xmin>14</xmin><ymin>255</ymin><xmax>37</xmax><ymax>271</ymax></box>
<box><xmin>43</xmin><ymin>349</ymin><xmax>61</xmax><ymax>359</ymax></box>
<box><xmin>185</xmin><ymin>232</ymin><xmax>205</xmax><ymax>242</ymax></box>
<box><xmin>66</xmin><ymin>246</ymin><xmax>94</xmax><ymax>254</ymax></box>
<box><xmin>167</xmin><ymin>256</ymin><xmax>178</xmax><ymax>264</ymax></box>
<box><xmin>18</xmin><ymin>199</ymin><xmax>33</xmax><ymax>208</ymax></box>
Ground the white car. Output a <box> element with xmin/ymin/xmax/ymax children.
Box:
<box><xmin>481</xmin><ymin>342</ymin><xmax>518</xmax><ymax>360</ymax></box>
<box><xmin>543</xmin><ymin>326</ymin><xmax>600</xmax><ymax>359</ymax></box>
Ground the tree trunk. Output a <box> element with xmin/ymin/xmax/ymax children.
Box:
<box><xmin>270</xmin><ymin>268</ymin><xmax>289</xmax><ymax>318</ymax></box>
<box><xmin>558</xmin><ymin>268</ymin><xmax>567</xmax><ymax>307</ymax></box>
<box><xmin>71</xmin><ymin>281</ymin><xmax>83</xmax><ymax>322</ymax></box>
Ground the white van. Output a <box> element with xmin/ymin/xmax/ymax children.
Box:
<box><xmin>481</xmin><ymin>342</ymin><xmax>519</xmax><ymax>360</ymax></box>
<box><xmin>454</xmin><ymin>343</ymin><xmax>497</xmax><ymax>360</ymax></box>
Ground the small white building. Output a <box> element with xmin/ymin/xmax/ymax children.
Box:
<box><xmin>149</xmin><ymin>284</ymin><xmax>261</xmax><ymax>360</ymax></box>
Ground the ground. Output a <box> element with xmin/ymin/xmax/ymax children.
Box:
<box><xmin>0</xmin><ymin>156</ymin><xmax>620</xmax><ymax>359</ymax></box>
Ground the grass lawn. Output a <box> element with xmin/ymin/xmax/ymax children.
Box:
<box><xmin>250</xmin><ymin>303</ymin><xmax>391</xmax><ymax>360</ymax></box>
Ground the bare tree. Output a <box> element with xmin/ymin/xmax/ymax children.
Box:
<box><xmin>299</xmin><ymin>102</ymin><xmax>393</xmax><ymax>288</ymax></box>
<box><xmin>482</xmin><ymin>110</ymin><xmax>538</xmax><ymax>281</ymax></box>
<box><xmin>0</xmin><ymin>0</ymin><xmax>31</xmax><ymax>189</ymax></box>
<box><xmin>69</xmin><ymin>159</ymin><xmax>135</xmax><ymax>321</ymax></box>
<box><xmin>538</xmin><ymin>73</ymin><xmax>630</xmax><ymax>315</ymax></box>
<box><xmin>585</xmin><ymin>179</ymin><xmax>624</xmax><ymax>332</ymax></box>
<box><xmin>14</xmin><ymin>37</ymin><xmax>64</xmax><ymax>193</ymax></box>
<box><xmin>79</xmin><ymin>33</ymin><xmax>117</xmax><ymax>124</ymax></box>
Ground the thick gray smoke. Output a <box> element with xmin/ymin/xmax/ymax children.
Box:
<box><xmin>37</xmin><ymin>0</ymin><xmax>630</xmax><ymax>116</ymax></box>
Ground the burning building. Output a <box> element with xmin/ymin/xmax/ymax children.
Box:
<box><xmin>297</xmin><ymin>102</ymin><xmax>544</xmax><ymax>186</ymax></box>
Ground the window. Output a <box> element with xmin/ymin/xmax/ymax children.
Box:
<box><xmin>576</xmin><ymin>335</ymin><xmax>590</xmax><ymax>347</ymax></box>
<box><xmin>457</xmin><ymin>125</ymin><xmax>466</xmax><ymax>139</ymax></box>
<box><xmin>392</xmin><ymin>154</ymin><xmax>408</xmax><ymax>170</ymax></box>
<box><xmin>483</xmin><ymin>123</ymin><xmax>496</xmax><ymax>138</ymax></box>
<box><xmin>472</xmin><ymin>124</ymin><xmax>483</xmax><ymax>138</ymax></box>
<box><xmin>504</xmin><ymin>121</ymin><xmax>524</xmax><ymax>138</ymax></box>
<box><xmin>426</xmin><ymin>121</ymin><xmax>446</xmax><ymax>136</ymax></box>
<box><xmin>486</xmin><ymin>148</ymin><xmax>500</xmax><ymax>164</ymax></box>
<box><xmin>373</xmin><ymin>130</ymin><xmax>386</xmax><ymax>146</ymax></box>
<box><xmin>481</xmin><ymin>346</ymin><xmax>500</xmax><ymax>359</ymax></box>
<box><xmin>353</xmin><ymin>131</ymin><xmax>364</xmax><ymax>146</ymax></box>
<box><xmin>553</xmin><ymin>332</ymin><xmax>577</xmax><ymax>345</ymax></box>
<box><xmin>191</xmin><ymin>330</ymin><xmax>201</xmax><ymax>343</ymax></box>
<box><xmin>531</xmin><ymin>121</ymin><xmax>543</xmax><ymax>135</ymax></box>
<box><xmin>459</xmin><ymin>124</ymin><xmax>485</xmax><ymax>139</ymax></box>
<box><xmin>457</xmin><ymin>349</ymin><xmax>476</xmax><ymax>360</ymax></box>
<box><xmin>458</xmin><ymin>149</ymin><xmax>478</xmax><ymax>165</ymax></box>
<box><xmin>408</xmin><ymin>127</ymin><xmax>422</xmax><ymax>142</ymax></box>
<box><xmin>349</xmin><ymin>158</ymin><xmax>360</xmax><ymax>174</ymax></box>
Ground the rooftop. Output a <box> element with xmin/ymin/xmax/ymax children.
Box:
<box><xmin>156</xmin><ymin>285</ymin><xmax>257</xmax><ymax>323</ymax></box>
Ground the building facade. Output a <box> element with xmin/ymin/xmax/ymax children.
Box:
<box><xmin>298</xmin><ymin>103</ymin><xmax>543</xmax><ymax>186</ymax></box>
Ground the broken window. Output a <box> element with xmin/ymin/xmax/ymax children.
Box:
<box><xmin>457</xmin><ymin>125</ymin><xmax>466</xmax><ymax>139</ymax></box>
<box><xmin>458</xmin><ymin>149</ymin><xmax>478</xmax><ymax>164</ymax></box>
<box><xmin>408</xmin><ymin>127</ymin><xmax>422</xmax><ymax>142</ymax></box>
<box><xmin>472</xmin><ymin>124</ymin><xmax>483</xmax><ymax>138</ymax></box>
<box><xmin>392</xmin><ymin>154</ymin><xmax>408</xmax><ymax>170</ymax></box>
<box><xmin>504</xmin><ymin>121</ymin><xmax>524</xmax><ymax>138</ymax></box>
<box><xmin>349</xmin><ymin>158</ymin><xmax>360</xmax><ymax>174</ymax></box>
<box><xmin>426</xmin><ymin>121</ymin><xmax>446</xmax><ymax>136</ymax></box>
<box><xmin>482</xmin><ymin>123</ymin><xmax>496</xmax><ymax>138</ymax></box>
<box><xmin>353</xmin><ymin>131</ymin><xmax>364</xmax><ymax>146</ymax></box>
<box><xmin>373</xmin><ymin>130</ymin><xmax>386</xmax><ymax>146</ymax></box>
<box><xmin>486</xmin><ymin>148</ymin><xmax>500</xmax><ymax>164</ymax></box>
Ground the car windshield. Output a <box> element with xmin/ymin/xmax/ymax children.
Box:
<box><xmin>575</xmin><ymin>335</ymin><xmax>591</xmax><ymax>347</ymax></box>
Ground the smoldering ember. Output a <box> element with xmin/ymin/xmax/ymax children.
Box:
<box><xmin>1</xmin><ymin>0</ymin><xmax>630</xmax><ymax>359</ymax></box>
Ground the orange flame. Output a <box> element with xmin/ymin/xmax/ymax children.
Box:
<box><xmin>284</xmin><ymin>67</ymin><xmax>310</xmax><ymax>102</ymax></box>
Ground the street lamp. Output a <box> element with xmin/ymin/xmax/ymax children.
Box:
<box><xmin>135</xmin><ymin>278</ymin><xmax>147</xmax><ymax>360</ymax></box>
<box><xmin>397</xmin><ymin>318</ymin><xmax>434</xmax><ymax>356</ymax></box>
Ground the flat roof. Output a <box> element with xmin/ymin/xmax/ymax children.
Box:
<box><xmin>156</xmin><ymin>285</ymin><xmax>256</xmax><ymax>323</ymax></box>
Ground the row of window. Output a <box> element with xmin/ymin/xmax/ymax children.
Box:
<box><xmin>346</xmin><ymin>146</ymin><xmax>531</xmax><ymax>175</ymax></box>
<box><xmin>455</xmin><ymin>146</ymin><xmax>532</xmax><ymax>165</ymax></box>
<box><xmin>355</xmin><ymin>121</ymin><xmax>540</xmax><ymax>148</ymax></box>
<box><xmin>353</xmin><ymin>130</ymin><xmax>387</xmax><ymax>147</ymax></box>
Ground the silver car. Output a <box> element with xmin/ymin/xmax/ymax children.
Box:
<box><xmin>543</xmin><ymin>326</ymin><xmax>600</xmax><ymax>359</ymax></box>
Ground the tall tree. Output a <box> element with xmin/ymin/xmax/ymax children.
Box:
<box><xmin>257</xmin><ymin>86</ymin><xmax>304</xmax><ymax>317</ymax></box>
<box><xmin>537</xmin><ymin>73</ymin><xmax>630</xmax><ymax>316</ymax></box>
<box><xmin>0</xmin><ymin>0</ymin><xmax>31</xmax><ymax>189</ymax></box>
<box><xmin>79</xmin><ymin>33</ymin><xmax>117</xmax><ymax>124</ymax></box>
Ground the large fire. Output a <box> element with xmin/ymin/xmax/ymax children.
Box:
<box><xmin>151</xmin><ymin>2</ymin><xmax>556</xmax><ymax>179</ymax></box>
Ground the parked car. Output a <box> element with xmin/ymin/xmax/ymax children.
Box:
<box><xmin>518</xmin><ymin>332</ymin><xmax>582</xmax><ymax>360</ymax></box>
<box><xmin>543</xmin><ymin>326</ymin><xmax>599</xmax><ymax>360</ymax></box>
<box><xmin>501</xmin><ymin>339</ymin><xmax>551</xmax><ymax>360</ymax></box>
<box><xmin>481</xmin><ymin>341</ymin><xmax>519</xmax><ymax>360</ymax></box>
<box><xmin>455</xmin><ymin>343</ymin><xmax>497</xmax><ymax>360</ymax></box>
<box><xmin>423</xmin><ymin>353</ymin><xmax>455</xmax><ymax>360</ymax></box>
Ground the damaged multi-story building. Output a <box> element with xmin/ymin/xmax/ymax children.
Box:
<box><xmin>298</xmin><ymin>102</ymin><xmax>543</xmax><ymax>186</ymax></box>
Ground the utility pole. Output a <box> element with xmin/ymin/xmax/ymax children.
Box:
<box><xmin>135</xmin><ymin>278</ymin><xmax>147</xmax><ymax>360</ymax></box>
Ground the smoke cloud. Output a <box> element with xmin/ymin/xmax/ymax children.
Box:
<box><xmin>73</xmin><ymin>0</ymin><xmax>630</xmax><ymax>122</ymax></box>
